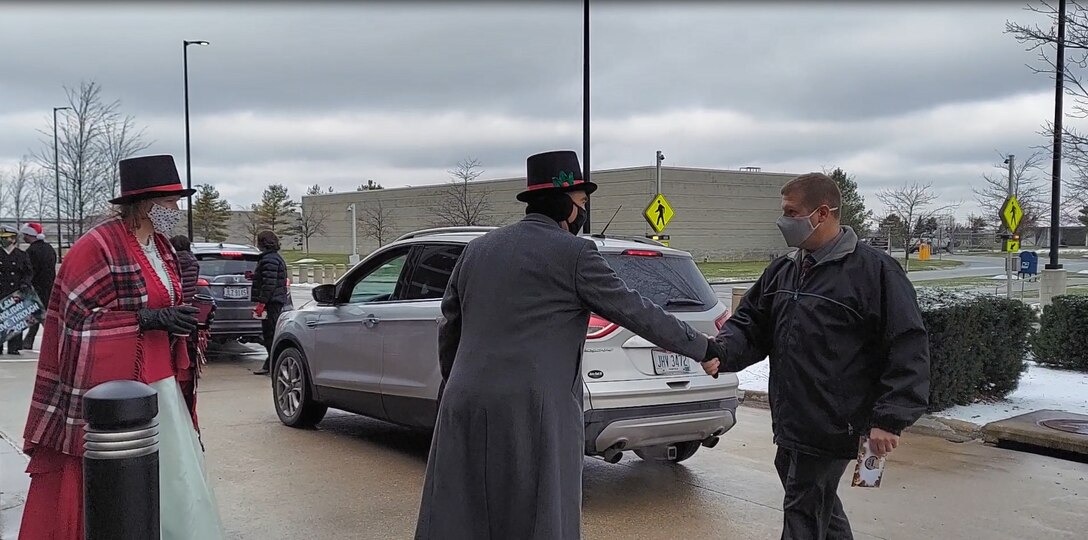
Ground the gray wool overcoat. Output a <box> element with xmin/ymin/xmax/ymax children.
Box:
<box><xmin>414</xmin><ymin>214</ymin><xmax>709</xmax><ymax>540</ymax></box>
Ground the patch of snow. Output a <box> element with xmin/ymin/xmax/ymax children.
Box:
<box><xmin>934</xmin><ymin>362</ymin><xmax>1088</xmax><ymax>425</ymax></box>
<box><xmin>290</xmin><ymin>283</ymin><xmax>321</xmax><ymax>289</ymax></box>
<box><xmin>739</xmin><ymin>359</ymin><xmax>1088</xmax><ymax>426</ymax></box>
<box><xmin>293</xmin><ymin>258</ymin><xmax>321</xmax><ymax>264</ymax></box>
<box><xmin>736</xmin><ymin>358</ymin><xmax>769</xmax><ymax>392</ymax></box>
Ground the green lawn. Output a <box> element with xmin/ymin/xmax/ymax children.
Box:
<box><xmin>697</xmin><ymin>257</ymin><xmax>963</xmax><ymax>281</ymax></box>
<box><xmin>896</xmin><ymin>258</ymin><xmax>964</xmax><ymax>272</ymax></box>
<box><xmin>915</xmin><ymin>277</ymin><xmax>998</xmax><ymax>289</ymax></box>
<box><xmin>281</xmin><ymin>251</ymin><xmax>351</xmax><ymax>265</ymax></box>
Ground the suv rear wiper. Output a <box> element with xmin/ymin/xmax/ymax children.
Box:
<box><xmin>665</xmin><ymin>298</ymin><xmax>703</xmax><ymax>306</ymax></box>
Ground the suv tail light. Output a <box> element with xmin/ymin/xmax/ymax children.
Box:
<box><xmin>220</xmin><ymin>251</ymin><xmax>244</xmax><ymax>258</ymax></box>
<box><xmin>714</xmin><ymin>310</ymin><xmax>731</xmax><ymax>331</ymax></box>
<box><xmin>586</xmin><ymin>314</ymin><xmax>620</xmax><ymax>340</ymax></box>
<box><xmin>621</xmin><ymin>249</ymin><xmax>662</xmax><ymax>257</ymax></box>
<box><xmin>196</xmin><ymin>278</ymin><xmax>209</xmax><ymax>287</ymax></box>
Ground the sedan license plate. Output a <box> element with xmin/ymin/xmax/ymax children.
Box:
<box><xmin>223</xmin><ymin>286</ymin><xmax>249</xmax><ymax>299</ymax></box>
<box><xmin>652</xmin><ymin>349</ymin><xmax>693</xmax><ymax>376</ymax></box>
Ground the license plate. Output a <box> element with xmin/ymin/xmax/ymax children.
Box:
<box><xmin>652</xmin><ymin>349</ymin><xmax>693</xmax><ymax>375</ymax></box>
<box><xmin>223</xmin><ymin>286</ymin><xmax>249</xmax><ymax>299</ymax></box>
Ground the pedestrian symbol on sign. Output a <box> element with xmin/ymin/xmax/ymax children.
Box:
<box><xmin>643</xmin><ymin>194</ymin><xmax>675</xmax><ymax>234</ymax></box>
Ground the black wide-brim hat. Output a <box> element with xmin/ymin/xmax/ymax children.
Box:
<box><xmin>516</xmin><ymin>150</ymin><xmax>598</xmax><ymax>202</ymax></box>
<box><xmin>109</xmin><ymin>154</ymin><xmax>196</xmax><ymax>205</ymax></box>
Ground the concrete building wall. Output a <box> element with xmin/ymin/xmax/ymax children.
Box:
<box><xmin>294</xmin><ymin>166</ymin><xmax>792</xmax><ymax>261</ymax></box>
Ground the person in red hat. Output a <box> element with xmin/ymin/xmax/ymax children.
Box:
<box><xmin>20</xmin><ymin>154</ymin><xmax>224</xmax><ymax>539</ymax></box>
<box><xmin>19</xmin><ymin>221</ymin><xmax>56</xmax><ymax>350</ymax></box>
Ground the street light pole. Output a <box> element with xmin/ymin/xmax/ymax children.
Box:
<box><xmin>1048</xmin><ymin>0</ymin><xmax>1067</xmax><ymax>270</ymax></box>
<box><xmin>347</xmin><ymin>203</ymin><xmax>359</xmax><ymax>264</ymax></box>
<box><xmin>582</xmin><ymin>0</ymin><xmax>591</xmax><ymax>234</ymax></box>
<box><xmin>183</xmin><ymin>39</ymin><xmax>209</xmax><ymax>240</ymax></box>
<box><xmin>1006</xmin><ymin>154</ymin><xmax>1015</xmax><ymax>300</ymax></box>
<box><xmin>53</xmin><ymin>106</ymin><xmax>71</xmax><ymax>261</ymax></box>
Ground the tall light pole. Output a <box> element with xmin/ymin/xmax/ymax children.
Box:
<box><xmin>582</xmin><ymin>0</ymin><xmax>591</xmax><ymax>234</ymax></box>
<box><xmin>347</xmin><ymin>203</ymin><xmax>359</xmax><ymax>264</ymax></box>
<box><xmin>53</xmin><ymin>106</ymin><xmax>72</xmax><ymax>261</ymax></box>
<box><xmin>1042</xmin><ymin>0</ymin><xmax>1068</xmax><ymax>306</ymax></box>
<box><xmin>183</xmin><ymin>39</ymin><xmax>210</xmax><ymax>240</ymax></box>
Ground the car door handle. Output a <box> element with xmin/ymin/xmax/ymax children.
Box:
<box><xmin>364</xmin><ymin>315</ymin><xmax>380</xmax><ymax>328</ymax></box>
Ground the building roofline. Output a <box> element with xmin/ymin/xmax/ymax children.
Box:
<box><xmin>302</xmin><ymin>164</ymin><xmax>798</xmax><ymax>200</ymax></box>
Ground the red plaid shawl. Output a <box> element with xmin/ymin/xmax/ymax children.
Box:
<box><xmin>23</xmin><ymin>219</ymin><xmax>194</xmax><ymax>457</ymax></box>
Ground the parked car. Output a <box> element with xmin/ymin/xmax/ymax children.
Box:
<box><xmin>270</xmin><ymin>227</ymin><xmax>739</xmax><ymax>463</ymax></box>
<box><xmin>192</xmin><ymin>242</ymin><xmax>293</xmax><ymax>345</ymax></box>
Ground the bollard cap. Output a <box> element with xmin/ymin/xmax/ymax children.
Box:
<box><xmin>84</xmin><ymin>380</ymin><xmax>158</xmax><ymax>430</ymax></box>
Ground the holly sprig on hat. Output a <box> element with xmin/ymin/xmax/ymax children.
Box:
<box><xmin>551</xmin><ymin>171</ymin><xmax>576</xmax><ymax>188</ymax></box>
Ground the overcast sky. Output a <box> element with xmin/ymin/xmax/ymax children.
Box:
<box><xmin>0</xmin><ymin>1</ymin><xmax>1067</xmax><ymax>219</ymax></box>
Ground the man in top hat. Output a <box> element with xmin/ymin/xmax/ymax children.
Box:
<box><xmin>414</xmin><ymin>150</ymin><xmax>719</xmax><ymax>540</ymax></box>
<box><xmin>0</xmin><ymin>224</ymin><xmax>33</xmax><ymax>354</ymax></box>
<box><xmin>20</xmin><ymin>155</ymin><xmax>224</xmax><ymax>540</ymax></box>
<box><xmin>20</xmin><ymin>222</ymin><xmax>57</xmax><ymax>350</ymax></box>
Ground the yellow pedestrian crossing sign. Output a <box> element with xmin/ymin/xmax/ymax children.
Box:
<box><xmin>644</xmin><ymin>193</ymin><xmax>674</xmax><ymax>233</ymax></box>
<box><xmin>1000</xmin><ymin>196</ymin><xmax>1023</xmax><ymax>232</ymax></box>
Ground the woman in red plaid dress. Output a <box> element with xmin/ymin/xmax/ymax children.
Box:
<box><xmin>19</xmin><ymin>155</ymin><xmax>223</xmax><ymax>539</ymax></box>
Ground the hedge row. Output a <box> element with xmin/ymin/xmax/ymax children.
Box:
<box><xmin>916</xmin><ymin>289</ymin><xmax>1035</xmax><ymax>412</ymax></box>
<box><xmin>1032</xmin><ymin>295</ymin><xmax>1088</xmax><ymax>371</ymax></box>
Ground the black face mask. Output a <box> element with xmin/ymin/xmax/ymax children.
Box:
<box><xmin>566</xmin><ymin>204</ymin><xmax>587</xmax><ymax>235</ymax></box>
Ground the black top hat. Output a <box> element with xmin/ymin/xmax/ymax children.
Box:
<box><xmin>109</xmin><ymin>154</ymin><xmax>195</xmax><ymax>205</ymax></box>
<box><xmin>516</xmin><ymin>150</ymin><xmax>598</xmax><ymax>202</ymax></box>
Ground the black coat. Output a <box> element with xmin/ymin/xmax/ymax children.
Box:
<box><xmin>251</xmin><ymin>251</ymin><xmax>289</xmax><ymax>306</ymax></box>
<box><xmin>710</xmin><ymin>227</ymin><xmax>930</xmax><ymax>459</ymax></box>
<box><xmin>175</xmin><ymin>249</ymin><xmax>200</xmax><ymax>304</ymax></box>
<box><xmin>26</xmin><ymin>240</ymin><xmax>57</xmax><ymax>302</ymax></box>
<box><xmin>0</xmin><ymin>247</ymin><xmax>33</xmax><ymax>298</ymax></box>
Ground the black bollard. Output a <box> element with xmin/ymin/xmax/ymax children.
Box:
<box><xmin>82</xmin><ymin>380</ymin><xmax>160</xmax><ymax>540</ymax></box>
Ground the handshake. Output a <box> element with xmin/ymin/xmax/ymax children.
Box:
<box><xmin>699</xmin><ymin>334</ymin><xmax>725</xmax><ymax>378</ymax></box>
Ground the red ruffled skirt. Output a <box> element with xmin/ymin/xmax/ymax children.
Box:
<box><xmin>19</xmin><ymin>447</ymin><xmax>84</xmax><ymax>540</ymax></box>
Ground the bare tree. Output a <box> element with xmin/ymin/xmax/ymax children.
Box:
<box><xmin>240</xmin><ymin>208</ymin><xmax>261</xmax><ymax>245</ymax></box>
<box><xmin>877</xmin><ymin>182</ymin><xmax>957</xmax><ymax>271</ymax></box>
<box><xmin>29</xmin><ymin>170</ymin><xmax>53</xmax><ymax>222</ymax></box>
<box><xmin>8</xmin><ymin>157</ymin><xmax>35</xmax><ymax>228</ymax></box>
<box><xmin>974</xmin><ymin>151</ymin><xmax>1050</xmax><ymax>243</ymax></box>
<box><xmin>33</xmin><ymin>81</ymin><xmax>149</xmax><ymax>238</ymax></box>
<box><xmin>430</xmin><ymin>157</ymin><xmax>492</xmax><ymax>227</ymax></box>
<box><xmin>294</xmin><ymin>204</ymin><xmax>330</xmax><ymax>253</ymax></box>
<box><xmin>1007</xmin><ymin>3</ymin><xmax>1088</xmax><ymax>218</ymax></box>
<box><xmin>361</xmin><ymin>199</ymin><xmax>396</xmax><ymax>247</ymax></box>
<box><xmin>99</xmin><ymin>114</ymin><xmax>152</xmax><ymax>200</ymax></box>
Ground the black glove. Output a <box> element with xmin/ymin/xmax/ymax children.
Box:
<box><xmin>206</xmin><ymin>304</ymin><xmax>217</xmax><ymax>326</ymax></box>
<box><xmin>138</xmin><ymin>306</ymin><xmax>200</xmax><ymax>335</ymax></box>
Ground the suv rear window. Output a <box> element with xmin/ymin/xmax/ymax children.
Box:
<box><xmin>602</xmin><ymin>252</ymin><xmax>717</xmax><ymax>311</ymax></box>
<box><xmin>195</xmin><ymin>253</ymin><xmax>260</xmax><ymax>277</ymax></box>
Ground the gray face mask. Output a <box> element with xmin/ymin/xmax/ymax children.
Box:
<box><xmin>776</xmin><ymin>207</ymin><xmax>837</xmax><ymax>248</ymax></box>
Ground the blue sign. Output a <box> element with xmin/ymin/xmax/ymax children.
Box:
<box><xmin>1019</xmin><ymin>251</ymin><xmax>1039</xmax><ymax>276</ymax></box>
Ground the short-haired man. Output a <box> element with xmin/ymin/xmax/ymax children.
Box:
<box><xmin>704</xmin><ymin>172</ymin><xmax>931</xmax><ymax>539</ymax></box>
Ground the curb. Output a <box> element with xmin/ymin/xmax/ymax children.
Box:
<box><xmin>738</xmin><ymin>389</ymin><xmax>984</xmax><ymax>442</ymax></box>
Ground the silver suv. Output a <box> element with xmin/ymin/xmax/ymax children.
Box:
<box><xmin>271</xmin><ymin>227</ymin><xmax>739</xmax><ymax>463</ymax></box>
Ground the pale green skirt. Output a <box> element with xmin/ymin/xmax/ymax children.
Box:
<box><xmin>151</xmin><ymin>376</ymin><xmax>225</xmax><ymax>539</ymax></box>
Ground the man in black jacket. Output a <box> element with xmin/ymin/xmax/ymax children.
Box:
<box><xmin>704</xmin><ymin>173</ymin><xmax>930</xmax><ymax>540</ymax></box>
<box><xmin>0</xmin><ymin>225</ymin><xmax>34</xmax><ymax>354</ymax></box>
<box><xmin>20</xmin><ymin>223</ymin><xmax>56</xmax><ymax>350</ymax></box>
<box><xmin>251</xmin><ymin>230</ymin><xmax>289</xmax><ymax>375</ymax></box>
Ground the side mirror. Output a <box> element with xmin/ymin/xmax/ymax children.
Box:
<box><xmin>312</xmin><ymin>284</ymin><xmax>337</xmax><ymax>305</ymax></box>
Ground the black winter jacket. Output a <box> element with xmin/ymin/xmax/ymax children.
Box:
<box><xmin>175</xmin><ymin>249</ymin><xmax>200</xmax><ymax>304</ymax></box>
<box><xmin>710</xmin><ymin>227</ymin><xmax>930</xmax><ymax>459</ymax></box>
<box><xmin>251</xmin><ymin>251</ymin><xmax>289</xmax><ymax>306</ymax></box>
<box><xmin>26</xmin><ymin>240</ymin><xmax>57</xmax><ymax>301</ymax></box>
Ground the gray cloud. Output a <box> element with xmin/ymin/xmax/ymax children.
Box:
<box><xmin>0</xmin><ymin>1</ymin><xmax>1068</xmax><ymax>219</ymax></box>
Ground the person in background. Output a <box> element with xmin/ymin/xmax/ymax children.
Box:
<box><xmin>0</xmin><ymin>224</ymin><xmax>33</xmax><ymax>355</ymax></box>
<box><xmin>171</xmin><ymin>234</ymin><xmax>206</xmax><ymax>418</ymax></box>
<box><xmin>20</xmin><ymin>154</ymin><xmax>223</xmax><ymax>539</ymax></box>
<box><xmin>21</xmin><ymin>222</ymin><xmax>57</xmax><ymax>351</ymax></box>
<box><xmin>250</xmin><ymin>230</ymin><xmax>289</xmax><ymax>375</ymax></box>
